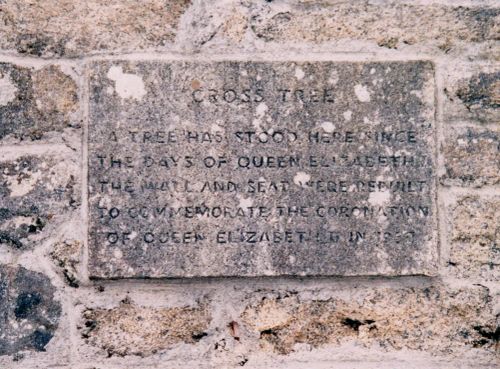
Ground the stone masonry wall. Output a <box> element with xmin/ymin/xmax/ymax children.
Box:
<box><xmin>0</xmin><ymin>0</ymin><xmax>498</xmax><ymax>368</ymax></box>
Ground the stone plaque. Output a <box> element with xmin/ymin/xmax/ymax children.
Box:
<box><xmin>88</xmin><ymin>61</ymin><xmax>437</xmax><ymax>278</ymax></box>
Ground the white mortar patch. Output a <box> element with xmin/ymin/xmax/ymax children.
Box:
<box><xmin>0</xmin><ymin>75</ymin><xmax>17</xmax><ymax>106</ymax></box>
<box><xmin>354</xmin><ymin>84</ymin><xmax>371</xmax><ymax>102</ymax></box>
<box><xmin>107</xmin><ymin>66</ymin><xmax>146</xmax><ymax>101</ymax></box>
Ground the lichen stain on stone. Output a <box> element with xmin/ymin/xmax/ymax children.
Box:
<box><xmin>354</xmin><ymin>84</ymin><xmax>371</xmax><ymax>102</ymax></box>
<box><xmin>107</xmin><ymin>66</ymin><xmax>147</xmax><ymax>101</ymax></box>
<box><xmin>241</xmin><ymin>287</ymin><xmax>498</xmax><ymax>355</ymax></box>
<box><xmin>319</xmin><ymin>121</ymin><xmax>335</xmax><ymax>133</ymax></box>
<box><xmin>293</xmin><ymin>171</ymin><xmax>310</xmax><ymax>187</ymax></box>
<box><xmin>81</xmin><ymin>300</ymin><xmax>211</xmax><ymax>357</ymax></box>
<box><xmin>368</xmin><ymin>191</ymin><xmax>391</xmax><ymax>207</ymax></box>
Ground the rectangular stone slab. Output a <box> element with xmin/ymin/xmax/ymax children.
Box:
<box><xmin>87</xmin><ymin>60</ymin><xmax>437</xmax><ymax>278</ymax></box>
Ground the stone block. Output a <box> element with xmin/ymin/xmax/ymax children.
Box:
<box><xmin>0</xmin><ymin>150</ymin><xmax>80</xmax><ymax>249</ymax></box>
<box><xmin>441</xmin><ymin>127</ymin><xmax>500</xmax><ymax>187</ymax></box>
<box><xmin>241</xmin><ymin>285</ymin><xmax>498</xmax><ymax>360</ymax></box>
<box><xmin>0</xmin><ymin>0</ymin><xmax>191</xmax><ymax>57</ymax></box>
<box><xmin>448</xmin><ymin>196</ymin><xmax>499</xmax><ymax>280</ymax></box>
<box><xmin>0</xmin><ymin>63</ymin><xmax>78</xmax><ymax>142</ymax></box>
<box><xmin>245</xmin><ymin>2</ymin><xmax>499</xmax><ymax>49</ymax></box>
<box><xmin>80</xmin><ymin>299</ymin><xmax>211</xmax><ymax>357</ymax></box>
<box><xmin>443</xmin><ymin>64</ymin><xmax>499</xmax><ymax>124</ymax></box>
<box><xmin>87</xmin><ymin>60</ymin><xmax>437</xmax><ymax>278</ymax></box>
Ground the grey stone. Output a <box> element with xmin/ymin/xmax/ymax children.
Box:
<box><xmin>0</xmin><ymin>63</ymin><xmax>78</xmax><ymax>142</ymax></box>
<box><xmin>444</xmin><ymin>66</ymin><xmax>500</xmax><ymax>124</ymax></box>
<box><xmin>0</xmin><ymin>265</ymin><xmax>61</xmax><ymax>355</ymax></box>
<box><xmin>456</xmin><ymin>72</ymin><xmax>500</xmax><ymax>111</ymax></box>
<box><xmin>0</xmin><ymin>153</ymin><xmax>80</xmax><ymax>249</ymax></box>
<box><xmin>441</xmin><ymin>127</ymin><xmax>500</xmax><ymax>187</ymax></box>
<box><xmin>88</xmin><ymin>61</ymin><xmax>437</xmax><ymax>278</ymax></box>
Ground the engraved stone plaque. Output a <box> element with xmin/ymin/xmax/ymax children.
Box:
<box><xmin>88</xmin><ymin>61</ymin><xmax>437</xmax><ymax>278</ymax></box>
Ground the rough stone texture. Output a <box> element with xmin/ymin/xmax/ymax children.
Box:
<box><xmin>88</xmin><ymin>60</ymin><xmax>437</xmax><ymax>278</ymax></box>
<box><xmin>0</xmin><ymin>63</ymin><xmax>78</xmax><ymax>142</ymax></box>
<box><xmin>245</xmin><ymin>2</ymin><xmax>499</xmax><ymax>49</ymax></box>
<box><xmin>241</xmin><ymin>286</ymin><xmax>498</xmax><ymax>359</ymax></box>
<box><xmin>0</xmin><ymin>152</ymin><xmax>80</xmax><ymax>249</ymax></box>
<box><xmin>441</xmin><ymin>127</ymin><xmax>500</xmax><ymax>187</ymax></box>
<box><xmin>448</xmin><ymin>196</ymin><xmax>499</xmax><ymax>281</ymax></box>
<box><xmin>444</xmin><ymin>64</ymin><xmax>500</xmax><ymax>123</ymax></box>
<box><xmin>0</xmin><ymin>0</ymin><xmax>191</xmax><ymax>57</ymax></box>
<box><xmin>0</xmin><ymin>0</ymin><xmax>498</xmax><ymax>368</ymax></box>
<box><xmin>81</xmin><ymin>299</ymin><xmax>211</xmax><ymax>357</ymax></box>
<box><xmin>0</xmin><ymin>265</ymin><xmax>61</xmax><ymax>355</ymax></box>
<box><xmin>50</xmin><ymin>240</ymin><xmax>82</xmax><ymax>288</ymax></box>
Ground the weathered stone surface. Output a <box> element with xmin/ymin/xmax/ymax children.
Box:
<box><xmin>448</xmin><ymin>196</ymin><xmax>499</xmax><ymax>280</ymax></box>
<box><xmin>0</xmin><ymin>152</ymin><xmax>80</xmax><ymax>249</ymax></box>
<box><xmin>441</xmin><ymin>127</ymin><xmax>500</xmax><ymax>187</ymax></box>
<box><xmin>87</xmin><ymin>60</ymin><xmax>437</xmax><ymax>278</ymax></box>
<box><xmin>0</xmin><ymin>63</ymin><xmax>78</xmax><ymax>142</ymax></box>
<box><xmin>245</xmin><ymin>2</ymin><xmax>499</xmax><ymax>48</ymax></box>
<box><xmin>444</xmin><ymin>65</ymin><xmax>500</xmax><ymax>123</ymax></box>
<box><xmin>88</xmin><ymin>60</ymin><xmax>437</xmax><ymax>278</ymax></box>
<box><xmin>50</xmin><ymin>240</ymin><xmax>82</xmax><ymax>288</ymax></box>
<box><xmin>241</xmin><ymin>286</ymin><xmax>498</xmax><ymax>358</ymax></box>
<box><xmin>0</xmin><ymin>0</ymin><xmax>191</xmax><ymax>57</ymax></box>
<box><xmin>457</xmin><ymin>73</ymin><xmax>500</xmax><ymax>111</ymax></box>
<box><xmin>81</xmin><ymin>299</ymin><xmax>210</xmax><ymax>357</ymax></box>
<box><xmin>0</xmin><ymin>265</ymin><xmax>61</xmax><ymax>355</ymax></box>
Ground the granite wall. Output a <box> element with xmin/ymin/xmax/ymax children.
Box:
<box><xmin>0</xmin><ymin>1</ymin><xmax>498</xmax><ymax>368</ymax></box>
